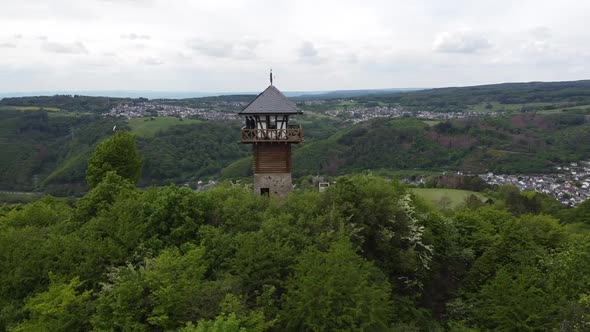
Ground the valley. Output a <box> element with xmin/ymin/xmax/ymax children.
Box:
<box><xmin>1</xmin><ymin>80</ymin><xmax>590</xmax><ymax>203</ymax></box>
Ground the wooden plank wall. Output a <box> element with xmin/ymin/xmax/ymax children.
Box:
<box><xmin>253</xmin><ymin>144</ymin><xmax>291</xmax><ymax>173</ymax></box>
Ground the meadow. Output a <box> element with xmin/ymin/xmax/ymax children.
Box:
<box><xmin>128</xmin><ymin>116</ymin><xmax>202</xmax><ymax>137</ymax></box>
<box><xmin>410</xmin><ymin>187</ymin><xmax>486</xmax><ymax>209</ymax></box>
<box><xmin>0</xmin><ymin>106</ymin><xmax>61</xmax><ymax>112</ymax></box>
<box><xmin>0</xmin><ymin>191</ymin><xmax>43</xmax><ymax>203</ymax></box>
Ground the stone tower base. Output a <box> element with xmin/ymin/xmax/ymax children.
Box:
<box><xmin>253</xmin><ymin>173</ymin><xmax>293</xmax><ymax>197</ymax></box>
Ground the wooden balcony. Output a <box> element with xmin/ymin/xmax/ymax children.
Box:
<box><xmin>241</xmin><ymin>125</ymin><xmax>304</xmax><ymax>144</ymax></box>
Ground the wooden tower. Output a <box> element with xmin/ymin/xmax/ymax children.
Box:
<box><xmin>239</xmin><ymin>79</ymin><xmax>303</xmax><ymax>196</ymax></box>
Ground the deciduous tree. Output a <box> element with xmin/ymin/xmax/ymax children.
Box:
<box><xmin>86</xmin><ymin>131</ymin><xmax>143</xmax><ymax>188</ymax></box>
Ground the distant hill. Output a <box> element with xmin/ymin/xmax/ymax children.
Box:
<box><xmin>0</xmin><ymin>95</ymin><xmax>145</xmax><ymax>113</ymax></box>
<box><xmin>0</xmin><ymin>88</ymin><xmax>418</xmax><ymax>100</ymax></box>
<box><xmin>0</xmin><ymin>91</ymin><xmax>252</xmax><ymax>99</ymax></box>
<box><xmin>289</xmin><ymin>114</ymin><xmax>590</xmax><ymax>176</ymax></box>
<box><xmin>291</xmin><ymin>88</ymin><xmax>422</xmax><ymax>100</ymax></box>
<box><xmin>3</xmin><ymin>79</ymin><xmax>590</xmax><ymax>107</ymax></box>
<box><xmin>355</xmin><ymin>80</ymin><xmax>590</xmax><ymax>112</ymax></box>
<box><xmin>223</xmin><ymin>112</ymin><xmax>590</xmax><ymax>178</ymax></box>
<box><xmin>2</xmin><ymin>79</ymin><xmax>590</xmax><ymax>194</ymax></box>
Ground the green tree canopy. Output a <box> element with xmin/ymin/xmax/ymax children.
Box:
<box><xmin>281</xmin><ymin>237</ymin><xmax>393</xmax><ymax>331</ymax></box>
<box><xmin>10</xmin><ymin>274</ymin><xmax>91</xmax><ymax>332</ymax></box>
<box><xmin>86</xmin><ymin>131</ymin><xmax>143</xmax><ymax>188</ymax></box>
<box><xmin>0</xmin><ymin>173</ymin><xmax>583</xmax><ymax>331</ymax></box>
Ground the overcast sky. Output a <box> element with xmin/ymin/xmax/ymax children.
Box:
<box><xmin>1</xmin><ymin>0</ymin><xmax>589</xmax><ymax>93</ymax></box>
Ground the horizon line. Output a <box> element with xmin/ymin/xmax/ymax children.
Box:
<box><xmin>1</xmin><ymin>78</ymin><xmax>589</xmax><ymax>99</ymax></box>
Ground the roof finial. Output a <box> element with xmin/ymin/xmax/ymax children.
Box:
<box><xmin>270</xmin><ymin>68</ymin><xmax>273</xmax><ymax>86</ymax></box>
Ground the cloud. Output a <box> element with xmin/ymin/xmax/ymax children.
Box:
<box><xmin>141</xmin><ymin>56</ymin><xmax>163</xmax><ymax>65</ymax></box>
<box><xmin>298</xmin><ymin>41</ymin><xmax>318</xmax><ymax>58</ymax></box>
<box><xmin>233</xmin><ymin>38</ymin><xmax>260</xmax><ymax>60</ymax></box>
<box><xmin>98</xmin><ymin>0</ymin><xmax>155</xmax><ymax>5</ymax></box>
<box><xmin>433</xmin><ymin>31</ymin><xmax>492</xmax><ymax>54</ymax></box>
<box><xmin>42</xmin><ymin>40</ymin><xmax>88</xmax><ymax>54</ymax></box>
<box><xmin>530</xmin><ymin>26</ymin><xmax>551</xmax><ymax>39</ymax></box>
<box><xmin>2</xmin><ymin>0</ymin><xmax>590</xmax><ymax>92</ymax></box>
<box><xmin>0</xmin><ymin>34</ymin><xmax>22</xmax><ymax>48</ymax></box>
<box><xmin>188</xmin><ymin>39</ymin><xmax>234</xmax><ymax>57</ymax></box>
<box><xmin>522</xmin><ymin>40</ymin><xmax>552</xmax><ymax>54</ymax></box>
<box><xmin>169</xmin><ymin>52</ymin><xmax>192</xmax><ymax>63</ymax></box>
<box><xmin>121</xmin><ymin>33</ymin><xmax>150</xmax><ymax>40</ymax></box>
<box><xmin>297</xmin><ymin>41</ymin><xmax>325</xmax><ymax>64</ymax></box>
<box><xmin>129</xmin><ymin>43</ymin><xmax>149</xmax><ymax>50</ymax></box>
<box><xmin>346</xmin><ymin>53</ymin><xmax>359</xmax><ymax>64</ymax></box>
<box><xmin>0</xmin><ymin>42</ymin><xmax>17</xmax><ymax>48</ymax></box>
<box><xmin>187</xmin><ymin>38</ymin><xmax>260</xmax><ymax>60</ymax></box>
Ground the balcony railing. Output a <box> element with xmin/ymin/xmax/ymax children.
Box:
<box><xmin>241</xmin><ymin>125</ymin><xmax>304</xmax><ymax>143</ymax></box>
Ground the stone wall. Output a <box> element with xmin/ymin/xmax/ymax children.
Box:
<box><xmin>253</xmin><ymin>173</ymin><xmax>293</xmax><ymax>197</ymax></box>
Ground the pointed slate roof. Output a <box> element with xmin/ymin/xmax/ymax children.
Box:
<box><xmin>239</xmin><ymin>85</ymin><xmax>300</xmax><ymax>115</ymax></box>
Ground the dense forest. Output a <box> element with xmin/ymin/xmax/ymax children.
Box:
<box><xmin>289</xmin><ymin>112</ymin><xmax>590</xmax><ymax>177</ymax></box>
<box><xmin>357</xmin><ymin>80</ymin><xmax>590</xmax><ymax>112</ymax></box>
<box><xmin>0</xmin><ymin>95</ymin><xmax>146</xmax><ymax>113</ymax></box>
<box><xmin>0</xmin><ymin>109</ymin><xmax>251</xmax><ymax>194</ymax></box>
<box><xmin>2</xmin><ymin>132</ymin><xmax>590</xmax><ymax>331</ymax></box>
<box><xmin>2</xmin><ymin>107</ymin><xmax>590</xmax><ymax>195</ymax></box>
<box><xmin>2</xmin><ymin>80</ymin><xmax>590</xmax><ymax>195</ymax></box>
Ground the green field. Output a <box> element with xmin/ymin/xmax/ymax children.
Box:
<box><xmin>468</xmin><ymin>101</ymin><xmax>590</xmax><ymax>114</ymax></box>
<box><xmin>410</xmin><ymin>188</ymin><xmax>486</xmax><ymax>209</ymax></box>
<box><xmin>536</xmin><ymin>104</ymin><xmax>590</xmax><ymax>114</ymax></box>
<box><xmin>422</xmin><ymin>120</ymin><xmax>441</xmax><ymax>126</ymax></box>
<box><xmin>469</xmin><ymin>102</ymin><xmax>553</xmax><ymax>113</ymax></box>
<box><xmin>47</xmin><ymin>111</ymin><xmax>92</xmax><ymax>118</ymax></box>
<box><xmin>0</xmin><ymin>192</ymin><xmax>43</xmax><ymax>204</ymax></box>
<box><xmin>0</xmin><ymin>106</ymin><xmax>61</xmax><ymax>112</ymax></box>
<box><xmin>297</xmin><ymin>111</ymin><xmax>337</xmax><ymax>125</ymax></box>
<box><xmin>128</xmin><ymin>117</ymin><xmax>202</xmax><ymax>137</ymax></box>
<box><xmin>337</xmin><ymin>100</ymin><xmax>357</xmax><ymax>107</ymax></box>
<box><xmin>0</xmin><ymin>105</ymin><xmax>94</xmax><ymax>117</ymax></box>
